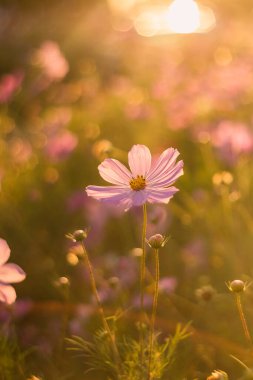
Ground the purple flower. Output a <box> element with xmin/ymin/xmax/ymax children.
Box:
<box><xmin>159</xmin><ymin>277</ymin><xmax>177</xmax><ymax>295</ymax></box>
<box><xmin>210</xmin><ymin>121</ymin><xmax>253</xmax><ymax>164</ymax></box>
<box><xmin>0</xmin><ymin>71</ymin><xmax>23</xmax><ymax>103</ymax></box>
<box><xmin>45</xmin><ymin>130</ymin><xmax>78</xmax><ymax>161</ymax></box>
<box><xmin>86</xmin><ymin>144</ymin><xmax>183</xmax><ymax>210</ymax></box>
<box><xmin>0</xmin><ymin>239</ymin><xmax>26</xmax><ymax>304</ymax></box>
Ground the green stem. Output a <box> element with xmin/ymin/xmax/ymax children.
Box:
<box><xmin>140</xmin><ymin>203</ymin><xmax>148</xmax><ymax>367</ymax></box>
<box><xmin>81</xmin><ymin>242</ymin><xmax>121</xmax><ymax>372</ymax></box>
<box><xmin>235</xmin><ymin>293</ymin><xmax>252</xmax><ymax>347</ymax></box>
<box><xmin>57</xmin><ymin>284</ymin><xmax>70</xmax><ymax>367</ymax></box>
<box><xmin>148</xmin><ymin>249</ymin><xmax>160</xmax><ymax>380</ymax></box>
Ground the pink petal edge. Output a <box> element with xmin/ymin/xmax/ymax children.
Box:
<box><xmin>0</xmin><ymin>263</ymin><xmax>26</xmax><ymax>284</ymax></box>
<box><xmin>0</xmin><ymin>238</ymin><xmax>11</xmax><ymax>266</ymax></box>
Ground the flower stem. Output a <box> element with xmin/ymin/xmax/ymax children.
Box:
<box><xmin>140</xmin><ymin>203</ymin><xmax>147</xmax><ymax>367</ymax></box>
<box><xmin>235</xmin><ymin>293</ymin><xmax>253</xmax><ymax>347</ymax></box>
<box><xmin>148</xmin><ymin>248</ymin><xmax>160</xmax><ymax>380</ymax></box>
<box><xmin>57</xmin><ymin>283</ymin><xmax>70</xmax><ymax>368</ymax></box>
<box><xmin>140</xmin><ymin>203</ymin><xmax>148</xmax><ymax>311</ymax></box>
<box><xmin>81</xmin><ymin>242</ymin><xmax>121</xmax><ymax>372</ymax></box>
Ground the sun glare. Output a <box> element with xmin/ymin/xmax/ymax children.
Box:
<box><xmin>107</xmin><ymin>0</ymin><xmax>216</xmax><ymax>36</ymax></box>
<box><xmin>166</xmin><ymin>0</ymin><xmax>200</xmax><ymax>34</ymax></box>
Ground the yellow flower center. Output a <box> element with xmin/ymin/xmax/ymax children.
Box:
<box><xmin>129</xmin><ymin>175</ymin><xmax>146</xmax><ymax>191</ymax></box>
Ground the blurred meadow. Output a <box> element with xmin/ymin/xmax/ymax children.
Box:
<box><xmin>1</xmin><ymin>0</ymin><xmax>253</xmax><ymax>379</ymax></box>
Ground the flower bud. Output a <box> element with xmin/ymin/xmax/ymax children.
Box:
<box><xmin>108</xmin><ymin>276</ymin><xmax>120</xmax><ymax>289</ymax></box>
<box><xmin>66</xmin><ymin>229</ymin><xmax>89</xmax><ymax>242</ymax></box>
<box><xmin>195</xmin><ymin>285</ymin><xmax>216</xmax><ymax>302</ymax></box>
<box><xmin>55</xmin><ymin>276</ymin><xmax>70</xmax><ymax>287</ymax></box>
<box><xmin>227</xmin><ymin>279</ymin><xmax>245</xmax><ymax>293</ymax></box>
<box><xmin>207</xmin><ymin>370</ymin><xmax>228</xmax><ymax>380</ymax></box>
<box><xmin>73</xmin><ymin>229</ymin><xmax>88</xmax><ymax>241</ymax></box>
<box><xmin>147</xmin><ymin>234</ymin><xmax>169</xmax><ymax>249</ymax></box>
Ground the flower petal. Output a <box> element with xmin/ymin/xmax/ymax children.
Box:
<box><xmin>86</xmin><ymin>145</ymin><xmax>183</xmax><ymax>211</ymax></box>
<box><xmin>108</xmin><ymin>194</ymin><xmax>133</xmax><ymax>211</ymax></box>
<box><xmin>146</xmin><ymin>186</ymin><xmax>179</xmax><ymax>204</ymax></box>
<box><xmin>0</xmin><ymin>239</ymin><xmax>10</xmax><ymax>265</ymax></box>
<box><xmin>0</xmin><ymin>284</ymin><xmax>17</xmax><ymax>304</ymax></box>
<box><xmin>98</xmin><ymin>158</ymin><xmax>131</xmax><ymax>185</ymax></box>
<box><xmin>0</xmin><ymin>263</ymin><xmax>26</xmax><ymax>284</ymax></box>
<box><xmin>131</xmin><ymin>190</ymin><xmax>148</xmax><ymax>206</ymax></box>
<box><xmin>128</xmin><ymin>145</ymin><xmax>152</xmax><ymax>177</ymax></box>
<box><xmin>148</xmin><ymin>160</ymin><xmax>184</xmax><ymax>187</ymax></box>
<box><xmin>86</xmin><ymin>185</ymin><xmax>133</xmax><ymax>209</ymax></box>
<box><xmin>147</xmin><ymin>148</ymin><xmax>180</xmax><ymax>182</ymax></box>
<box><xmin>86</xmin><ymin>185</ymin><xmax>128</xmax><ymax>199</ymax></box>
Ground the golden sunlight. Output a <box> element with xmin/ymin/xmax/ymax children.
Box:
<box><xmin>107</xmin><ymin>0</ymin><xmax>216</xmax><ymax>36</ymax></box>
<box><xmin>166</xmin><ymin>0</ymin><xmax>200</xmax><ymax>34</ymax></box>
<box><xmin>132</xmin><ymin>0</ymin><xmax>216</xmax><ymax>37</ymax></box>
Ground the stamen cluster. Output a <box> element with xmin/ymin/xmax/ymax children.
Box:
<box><xmin>129</xmin><ymin>175</ymin><xmax>146</xmax><ymax>191</ymax></box>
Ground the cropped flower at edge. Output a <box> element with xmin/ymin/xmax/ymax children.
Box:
<box><xmin>86</xmin><ymin>144</ymin><xmax>184</xmax><ymax>211</ymax></box>
<box><xmin>0</xmin><ymin>238</ymin><xmax>26</xmax><ymax>304</ymax></box>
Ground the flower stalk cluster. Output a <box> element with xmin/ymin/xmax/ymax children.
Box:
<box><xmin>67</xmin><ymin>144</ymin><xmax>185</xmax><ymax>379</ymax></box>
<box><xmin>67</xmin><ymin>230</ymin><xmax>121</xmax><ymax>371</ymax></box>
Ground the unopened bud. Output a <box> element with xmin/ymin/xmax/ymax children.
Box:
<box><xmin>207</xmin><ymin>370</ymin><xmax>228</xmax><ymax>380</ymax></box>
<box><xmin>227</xmin><ymin>279</ymin><xmax>246</xmax><ymax>293</ymax></box>
<box><xmin>147</xmin><ymin>234</ymin><xmax>169</xmax><ymax>249</ymax></box>
<box><xmin>54</xmin><ymin>276</ymin><xmax>70</xmax><ymax>288</ymax></box>
<box><xmin>195</xmin><ymin>285</ymin><xmax>216</xmax><ymax>302</ymax></box>
<box><xmin>66</xmin><ymin>229</ymin><xmax>89</xmax><ymax>242</ymax></box>
<box><xmin>108</xmin><ymin>276</ymin><xmax>120</xmax><ymax>288</ymax></box>
<box><xmin>73</xmin><ymin>229</ymin><xmax>88</xmax><ymax>241</ymax></box>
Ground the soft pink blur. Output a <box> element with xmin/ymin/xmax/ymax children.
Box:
<box><xmin>0</xmin><ymin>71</ymin><xmax>23</xmax><ymax>103</ymax></box>
<box><xmin>45</xmin><ymin>130</ymin><xmax>78</xmax><ymax>161</ymax></box>
<box><xmin>34</xmin><ymin>41</ymin><xmax>69</xmax><ymax>81</ymax></box>
<box><xmin>211</xmin><ymin>121</ymin><xmax>253</xmax><ymax>164</ymax></box>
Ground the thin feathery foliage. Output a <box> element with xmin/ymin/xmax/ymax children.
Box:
<box><xmin>66</xmin><ymin>323</ymin><xmax>191</xmax><ymax>380</ymax></box>
<box><xmin>165</xmin><ymin>323</ymin><xmax>192</xmax><ymax>368</ymax></box>
<box><xmin>66</xmin><ymin>328</ymin><xmax>119</xmax><ymax>379</ymax></box>
<box><xmin>0</xmin><ymin>332</ymin><xmax>28</xmax><ymax>380</ymax></box>
<box><xmin>119</xmin><ymin>323</ymin><xmax>191</xmax><ymax>380</ymax></box>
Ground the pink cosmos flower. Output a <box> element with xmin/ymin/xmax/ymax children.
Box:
<box><xmin>34</xmin><ymin>41</ymin><xmax>69</xmax><ymax>81</ymax></box>
<box><xmin>0</xmin><ymin>239</ymin><xmax>26</xmax><ymax>304</ymax></box>
<box><xmin>211</xmin><ymin>121</ymin><xmax>253</xmax><ymax>164</ymax></box>
<box><xmin>86</xmin><ymin>144</ymin><xmax>183</xmax><ymax>210</ymax></box>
